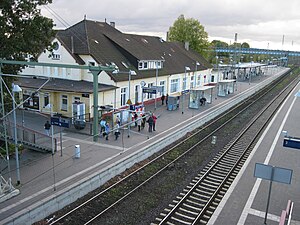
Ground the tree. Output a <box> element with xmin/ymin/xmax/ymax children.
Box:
<box><xmin>0</xmin><ymin>0</ymin><xmax>55</xmax><ymax>74</ymax></box>
<box><xmin>168</xmin><ymin>15</ymin><xmax>210</xmax><ymax>57</ymax></box>
<box><xmin>0</xmin><ymin>0</ymin><xmax>55</xmax><ymax>111</ymax></box>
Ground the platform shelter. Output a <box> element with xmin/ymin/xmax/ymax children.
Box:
<box><xmin>189</xmin><ymin>86</ymin><xmax>214</xmax><ymax>109</ymax></box>
<box><xmin>218</xmin><ymin>79</ymin><xmax>236</xmax><ymax>97</ymax></box>
<box><xmin>167</xmin><ymin>92</ymin><xmax>181</xmax><ymax>111</ymax></box>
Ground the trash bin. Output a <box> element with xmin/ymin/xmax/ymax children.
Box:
<box><xmin>75</xmin><ymin>145</ymin><xmax>80</xmax><ymax>158</ymax></box>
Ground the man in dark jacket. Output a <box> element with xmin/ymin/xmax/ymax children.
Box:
<box><xmin>147</xmin><ymin>115</ymin><xmax>154</xmax><ymax>132</ymax></box>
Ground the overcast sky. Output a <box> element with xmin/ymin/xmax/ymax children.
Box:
<box><xmin>42</xmin><ymin>0</ymin><xmax>300</xmax><ymax>51</ymax></box>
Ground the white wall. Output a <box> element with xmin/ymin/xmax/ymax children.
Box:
<box><xmin>22</xmin><ymin>38</ymin><xmax>82</xmax><ymax>80</ymax></box>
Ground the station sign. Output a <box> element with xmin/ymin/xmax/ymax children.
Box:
<box><xmin>142</xmin><ymin>87</ymin><xmax>157</xmax><ymax>94</ymax></box>
<box><xmin>51</xmin><ymin>117</ymin><xmax>70</xmax><ymax>128</ymax></box>
<box><xmin>283</xmin><ymin>137</ymin><xmax>300</xmax><ymax>150</ymax></box>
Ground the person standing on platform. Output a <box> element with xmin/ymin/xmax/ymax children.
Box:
<box><xmin>166</xmin><ymin>94</ymin><xmax>169</xmax><ymax>105</ymax></box>
<box><xmin>152</xmin><ymin>113</ymin><xmax>157</xmax><ymax>131</ymax></box>
<box><xmin>103</xmin><ymin>122</ymin><xmax>110</xmax><ymax>140</ymax></box>
<box><xmin>161</xmin><ymin>94</ymin><xmax>165</xmax><ymax>105</ymax></box>
<box><xmin>141</xmin><ymin>113</ymin><xmax>146</xmax><ymax>130</ymax></box>
<box><xmin>115</xmin><ymin>115</ymin><xmax>121</xmax><ymax>125</ymax></box>
<box><xmin>137</xmin><ymin>113</ymin><xmax>142</xmax><ymax>132</ymax></box>
<box><xmin>100</xmin><ymin>118</ymin><xmax>106</xmax><ymax>135</ymax></box>
<box><xmin>133</xmin><ymin>112</ymin><xmax>138</xmax><ymax>127</ymax></box>
<box><xmin>147</xmin><ymin>115</ymin><xmax>154</xmax><ymax>132</ymax></box>
<box><xmin>44</xmin><ymin>121</ymin><xmax>51</xmax><ymax>136</ymax></box>
<box><xmin>114</xmin><ymin>123</ymin><xmax>120</xmax><ymax>140</ymax></box>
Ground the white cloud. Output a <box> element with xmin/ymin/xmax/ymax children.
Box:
<box><xmin>42</xmin><ymin>0</ymin><xmax>300</xmax><ymax>51</ymax></box>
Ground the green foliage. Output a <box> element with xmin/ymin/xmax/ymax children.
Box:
<box><xmin>168</xmin><ymin>15</ymin><xmax>210</xmax><ymax>57</ymax></box>
<box><xmin>0</xmin><ymin>0</ymin><xmax>55</xmax><ymax>111</ymax></box>
<box><xmin>0</xmin><ymin>143</ymin><xmax>24</xmax><ymax>156</ymax></box>
<box><xmin>0</xmin><ymin>0</ymin><xmax>55</xmax><ymax>72</ymax></box>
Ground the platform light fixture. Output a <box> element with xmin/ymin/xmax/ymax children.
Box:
<box><xmin>182</xmin><ymin>66</ymin><xmax>191</xmax><ymax>114</ymax></box>
<box><xmin>12</xmin><ymin>83</ymin><xmax>22</xmax><ymax>185</ymax></box>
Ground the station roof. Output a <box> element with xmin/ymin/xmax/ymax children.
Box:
<box><xmin>192</xmin><ymin>86</ymin><xmax>215</xmax><ymax>91</ymax></box>
<box><xmin>219</xmin><ymin>79</ymin><xmax>236</xmax><ymax>83</ymax></box>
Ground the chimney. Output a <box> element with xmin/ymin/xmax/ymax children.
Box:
<box><xmin>184</xmin><ymin>41</ymin><xmax>189</xmax><ymax>51</ymax></box>
<box><xmin>110</xmin><ymin>22</ymin><xmax>115</xmax><ymax>28</ymax></box>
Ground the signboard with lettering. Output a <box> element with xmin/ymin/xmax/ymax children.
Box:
<box><xmin>51</xmin><ymin>117</ymin><xmax>70</xmax><ymax>128</ymax></box>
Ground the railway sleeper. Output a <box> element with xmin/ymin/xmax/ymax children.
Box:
<box><xmin>196</xmin><ymin>185</ymin><xmax>216</xmax><ymax>193</ymax></box>
<box><xmin>179</xmin><ymin>207</ymin><xmax>199</xmax><ymax>216</ymax></box>
<box><xmin>214</xmin><ymin>165</ymin><xmax>231</xmax><ymax>172</ymax></box>
<box><xmin>195</xmin><ymin>188</ymin><xmax>213</xmax><ymax>196</ymax></box>
<box><xmin>209</xmin><ymin>171</ymin><xmax>225</xmax><ymax>179</ymax></box>
<box><xmin>171</xmin><ymin>216</ymin><xmax>193</xmax><ymax>225</ymax></box>
<box><xmin>203</xmin><ymin>178</ymin><xmax>221</xmax><ymax>186</ymax></box>
<box><xmin>201</xmin><ymin>182</ymin><xmax>219</xmax><ymax>190</ymax></box>
<box><xmin>175</xmin><ymin>211</ymin><xmax>196</xmax><ymax>221</ymax></box>
<box><xmin>183</xmin><ymin>203</ymin><xmax>202</xmax><ymax>212</ymax></box>
<box><xmin>218</xmin><ymin>161</ymin><xmax>235</xmax><ymax>168</ymax></box>
<box><xmin>176</xmin><ymin>196</ymin><xmax>183</xmax><ymax>201</ymax></box>
<box><xmin>206</xmin><ymin>175</ymin><xmax>223</xmax><ymax>183</ymax></box>
<box><xmin>186</xmin><ymin>198</ymin><xmax>205</xmax><ymax>208</ymax></box>
<box><xmin>192</xmin><ymin>191</ymin><xmax>211</xmax><ymax>200</ymax></box>
<box><xmin>189</xmin><ymin>195</ymin><xmax>208</xmax><ymax>204</ymax></box>
<box><xmin>212</xmin><ymin>167</ymin><xmax>228</xmax><ymax>175</ymax></box>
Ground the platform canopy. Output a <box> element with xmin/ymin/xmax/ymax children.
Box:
<box><xmin>192</xmin><ymin>85</ymin><xmax>215</xmax><ymax>91</ymax></box>
<box><xmin>218</xmin><ymin>79</ymin><xmax>236</xmax><ymax>83</ymax></box>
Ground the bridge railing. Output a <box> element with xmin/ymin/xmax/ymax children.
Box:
<box><xmin>0</xmin><ymin>121</ymin><xmax>57</xmax><ymax>153</ymax></box>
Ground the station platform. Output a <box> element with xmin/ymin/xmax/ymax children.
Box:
<box><xmin>0</xmin><ymin>67</ymin><xmax>295</xmax><ymax>224</ymax></box>
<box><xmin>209</xmin><ymin>78</ymin><xmax>300</xmax><ymax>224</ymax></box>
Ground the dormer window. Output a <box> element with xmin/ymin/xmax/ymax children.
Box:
<box><xmin>138</xmin><ymin>60</ymin><xmax>163</xmax><ymax>70</ymax></box>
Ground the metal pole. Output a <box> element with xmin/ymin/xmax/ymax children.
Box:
<box><xmin>59</xmin><ymin>116</ymin><xmax>63</xmax><ymax>157</ymax></box>
<box><xmin>0</xmin><ymin>72</ymin><xmax>12</xmax><ymax>182</ymax></box>
<box><xmin>182</xmin><ymin>68</ymin><xmax>186</xmax><ymax>114</ymax></box>
<box><xmin>264</xmin><ymin>167</ymin><xmax>274</xmax><ymax>224</ymax></box>
<box><xmin>128</xmin><ymin>71</ymin><xmax>131</xmax><ymax>102</ymax></box>
<box><xmin>155</xmin><ymin>62</ymin><xmax>158</xmax><ymax>110</ymax></box>
<box><xmin>12</xmin><ymin>88</ymin><xmax>20</xmax><ymax>185</ymax></box>
<box><xmin>91</xmin><ymin>70</ymin><xmax>100</xmax><ymax>142</ymax></box>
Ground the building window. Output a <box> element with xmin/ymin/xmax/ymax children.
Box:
<box><xmin>73</xmin><ymin>96</ymin><xmax>81</xmax><ymax>103</ymax></box>
<box><xmin>147</xmin><ymin>83</ymin><xmax>154</xmax><ymax>98</ymax></box>
<box><xmin>170</xmin><ymin>79</ymin><xmax>179</xmax><ymax>93</ymax></box>
<box><xmin>138</xmin><ymin>60</ymin><xmax>163</xmax><ymax>70</ymax></box>
<box><xmin>159</xmin><ymin>81</ymin><xmax>165</xmax><ymax>95</ymax></box>
<box><xmin>183</xmin><ymin>77</ymin><xmax>187</xmax><ymax>90</ymax></box>
<box><xmin>61</xmin><ymin>95</ymin><xmax>68</xmax><ymax>111</ymax></box>
<box><xmin>44</xmin><ymin>94</ymin><xmax>49</xmax><ymax>107</ymax></box>
<box><xmin>197</xmin><ymin>75</ymin><xmax>201</xmax><ymax>86</ymax></box>
<box><xmin>190</xmin><ymin>76</ymin><xmax>194</xmax><ymax>89</ymax></box>
<box><xmin>121</xmin><ymin>87</ymin><xmax>127</xmax><ymax>106</ymax></box>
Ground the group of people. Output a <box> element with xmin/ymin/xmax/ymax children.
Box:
<box><xmin>100</xmin><ymin>116</ymin><xmax>121</xmax><ymax>140</ymax></box>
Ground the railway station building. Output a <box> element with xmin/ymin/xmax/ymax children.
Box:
<box><xmin>17</xmin><ymin>19</ymin><xmax>213</xmax><ymax>120</ymax></box>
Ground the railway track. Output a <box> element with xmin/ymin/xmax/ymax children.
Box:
<box><xmin>152</xmin><ymin>76</ymin><xmax>299</xmax><ymax>224</ymax></box>
<box><xmin>47</xmin><ymin>69</ymin><xmax>299</xmax><ymax>225</ymax></box>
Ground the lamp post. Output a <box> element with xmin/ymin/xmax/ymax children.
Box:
<box><xmin>182</xmin><ymin>66</ymin><xmax>191</xmax><ymax>114</ymax></box>
<box><xmin>195</xmin><ymin>61</ymin><xmax>200</xmax><ymax>87</ymax></box>
<box><xmin>155</xmin><ymin>61</ymin><xmax>159</xmax><ymax>110</ymax></box>
<box><xmin>12</xmin><ymin>83</ymin><xmax>22</xmax><ymax>185</ymax></box>
<box><xmin>249</xmin><ymin>56</ymin><xmax>253</xmax><ymax>85</ymax></box>
<box><xmin>216</xmin><ymin>56</ymin><xmax>220</xmax><ymax>83</ymax></box>
<box><xmin>45</xmin><ymin>98</ymin><xmax>54</xmax><ymax>155</ymax></box>
<box><xmin>113</xmin><ymin>69</ymin><xmax>137</xmax><ymax>137</ymax></box>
